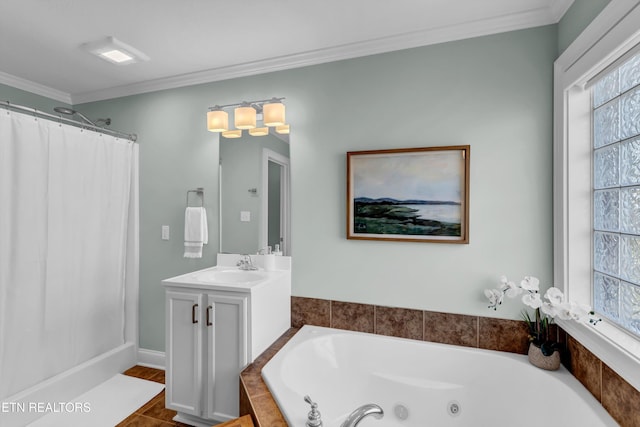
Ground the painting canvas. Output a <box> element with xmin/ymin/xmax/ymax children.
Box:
<box><xmin>347</xmin><ymin>146</ymin><xmax>469</xmax><ymax>243</ymax></box>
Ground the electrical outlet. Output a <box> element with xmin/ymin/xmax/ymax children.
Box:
<box><xmin>162</xmin><ymin>225</ymin><xmax>170</xmax><ymax>240</ymax></box>
<box><xmin>240</xmin><ymin>211</ymin><xmax>251</xmax><ymax>222</ymax></box>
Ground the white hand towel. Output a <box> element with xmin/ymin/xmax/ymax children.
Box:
<box><xmin>184</xmin><ymin>207</ymin><xmax>208</xmax><ymax>258</ymax></box>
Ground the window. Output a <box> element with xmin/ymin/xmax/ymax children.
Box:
<box><xmin>592</xmin><ymin>52</ymin><xmax>640</xmax><ymax>336</ymax></box>
<box><xmin>554</xmin><ymin>1</ymin><xmax>640</xmax><ymax>392</ymax></box>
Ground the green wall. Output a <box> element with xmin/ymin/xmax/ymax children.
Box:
<box><xmin>0</xmin><ymin>83</ymin><xmax>70</xmax><ymax>113</ymax></box>
<box><xmin>2</xmin><ymin>11</ymin><xmax>608</xmax><ymax>353</ymax></box>
<box><xmin>558</xmin><ymin>0</ymin><xmax>610</xmax><ymax>55</ymax></box>
<box><xmin>76</xmin><ymin>25</ymin><xmax>558</xmax><ymax>351</ymax></box>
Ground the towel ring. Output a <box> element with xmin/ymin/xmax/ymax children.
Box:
<box><xmin>186</xmin><ymin>188</ymin><xmax>205</xmax><ymax>207</ymax></box>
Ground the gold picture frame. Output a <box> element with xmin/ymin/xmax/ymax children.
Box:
<box><xmin>347</xmin><ymin>145</ymin><xmax>470</xmax><ymax>243</ymax></box>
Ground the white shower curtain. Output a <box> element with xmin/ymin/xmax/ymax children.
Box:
<box><xmin>0</xmin><ymin>110</ymin><xmax>138</xmax><ymax>399</ymax></box>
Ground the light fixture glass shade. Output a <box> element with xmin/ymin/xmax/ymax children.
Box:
<box><xmin>263</xmin><ymin>102</ymin><xmax>286</xmax><ymax>126</ymax></box>
<box><xmin>249</xmin><ymin>127</ymin><xmax>269</xmax><ymax>136</ymax></box>
<box><xmin>221</xmin><ymin>129</ymin><xmax>242</xmax><ymax>138</ymax></box>
<box><xmin>207</xmin><ymin>109</ymin><xmax>228</xmax><ymax>132</ymax></box>
<box><xmin>234</xmin><ymin>106</ymin><xmax>256</xmax><ymax>129</ymax></box>
<box><xmin>275</xmin><ymin>124</ymin><xmax>290</xmax><ymax>134</ymax></box>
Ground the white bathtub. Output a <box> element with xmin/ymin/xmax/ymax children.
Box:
<box><xmin>1</xmin><ymin>268</ymin><xmax>138</xmax><ymax>427</ymax></box>
<box><xmin>262</xmin><ymin>326</ymin><xmax>619</xmax><ymax>427</ymax></box>
<box><xmin>0</xmin><ymin>343</ymin><xmax>137</xmax><ymax>427</ymax></box>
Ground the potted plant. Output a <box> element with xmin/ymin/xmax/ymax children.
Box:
<box><xmin>485</xmin><ymin>276</ymin><xmax>600</xmax><ymax>370</ymax></box>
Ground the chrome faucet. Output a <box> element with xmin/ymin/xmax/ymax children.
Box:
<box><xmin>304</xmin><ymin>395</ymin><xmax>323</xmax><ymax>427</ymax></box>
<box><xmin>236</xmin><ymin>254</ymin><xmax>258</xmax><ymax>271</ymax></box>
<box><xmin>340</xmin><ymin>404</ymin><xmax>384</xmax><ymax>427</ymax></box>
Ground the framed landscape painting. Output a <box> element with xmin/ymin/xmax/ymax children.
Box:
<box><xmin>347</xmin><ymin>146</ymin><xmax>470</xmax><ymax>243</ymax></box>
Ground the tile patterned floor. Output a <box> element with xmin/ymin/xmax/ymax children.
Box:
<box><xmin>119</xmin><ymin>366</ymin><xmax>253</xmax><ymax>427</ymax></box>
<box><xmin>118</xmin><ymin>365</ymin><xmax>190</xmax><ymax>427</ymax></box>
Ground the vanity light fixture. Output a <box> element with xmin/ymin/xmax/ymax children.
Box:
<box><xmin>275</xmin><ymin>124</ymin><xmax>290</xmax><ymax>135</ymax></box>
<box><xmin>221</xmin><ymin>129</ymin><xmax>242</xmax><ymax>139</ymax></box>
<box><xmin>82</xmin><ymin>36</ymin><xmax>149</xmax><ymax>65</ymax></box>
<box><xmin>248</xmin><ymin>127</ymin><xmax>269</xmax><ymax>136</ymax></box>
<box><xmin>207</xmin><ymin>106</ymin><xmax>228</xmax><ymax>132</ymax></box>
<box><xmin>206</xmin><ymin>97</ymin><xmax>289</xmax><ymax>137</ymax></box>
<box><xmin>234</xmin><ymin>103</ymin><xmax>257</xmax><ymax>129</ymax></box>
<box><xmin>262</xmin><ymin>98</ymin><xmax>286</xmax><ymax>127</ymax></box>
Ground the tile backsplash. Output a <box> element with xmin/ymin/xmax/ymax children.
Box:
<box><xmin>291</xmin><ymin>296</ymin><xmax>640</xmax><ymax>427</ymax></box>
<box><xmin>291</xmin><ymin>296</ymin><xmax>531</xmax><ymax>352</ymax></box>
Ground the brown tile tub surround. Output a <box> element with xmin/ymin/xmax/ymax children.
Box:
<box><xmin>562</xmin><ymin>332</ymin><xmax>640</xmax><ymax>427</ymax></box>
<box><xmin>291</xmin><ymin>296</ymin><xmax>531</xmax><ymax>352</ymax></box>
<box><xmin>331</xmin><ymin>301</ymin><xmax>375</xmax><ymax>333</ymax></box>
<box><xmin>424</xmin><ymin>311</ymin><xmax>478</xmax><ymax>347</ymax></box>
<box><xmin>602</xmin><ymin>365</ymin><xmax>640</xmax><ymax>427</ymax></box>
<box><xmin>478</xmin><ymin>317</ymin><xmax>530</xmax><ymax>354</ymax></box>
<box><xmin>376</xmin><ymin>306</ymin><xmax>424</xmax><ymax>340</ymax></box>
<box><xmin>291</xmin><ymin>296</ymin><xmax>330</xmax><ymax>328</ymax></box>
<box><xmin>240</xmin><ymin>328</ymin><xmax>299</xmax><ymax>427</ymax></box>
<box><xmin>565</xmin><ymin>335</ymin><xmax>602</xmax><ymax>400</ymax></box>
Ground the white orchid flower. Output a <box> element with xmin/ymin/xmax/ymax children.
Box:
<box><xmin>568</xmin><ymin>302</ymin><xmax>591</xmax><ymax>321</ymax></box>
<box><xmin>485</xmin><ymin>289</ymin><xmax>503</xmax><ymax>309</ymax></box>
<box><xmin>499</xmin><ymin>280</ymin><xmax>521</xmax><ymax>298</ymax></box>
<box><xmin>522</xmin><ymin>292</ymin><xmax>543</xmax><ymax>309</ymax></box>
<box><xmin>554</xmin><ymin>302</ymin><xmax>574</xmax><ymax>320</ymax></box>
<box><xmin>544</xmin><ymin>287</ymin><xmax>564</xmax><ymax>305</ymax></box>
<box><xmin>520</xmin><ymin>276</ymin><xmax>540</xmax><ymax>292</ymax></box>
<box><xmin>540</xmin><ymin>302</ymin><xmax>557</xmax><ymax>317</ymax></box>
<box><xmin>487</xmin><ymin>274</ymin><xmax>600</xmax><ymax>329</ymax></box>
<box><xmin>505</xmin><ymin>285</ymin><xmax>521</xmax><ymax>298</ymax></box>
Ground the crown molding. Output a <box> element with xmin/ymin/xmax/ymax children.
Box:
<box><xmin>0</xmin><ymin>71</ymin><xmax>72</xmax><ymax>104</ymax></box>
<box><xmin>0</xmin><ymin>3</ymin><xmax>566</xmax><ymax>106</ymax></box>
<box><xmin>550</xmin><ymin>0</ymin><xmax>575</xmax><ymax>22</ymax></box>
<box><xmin>71</xmin><ymin>6</ymin><xmax>556</xmax><ymax>104</ymax></box>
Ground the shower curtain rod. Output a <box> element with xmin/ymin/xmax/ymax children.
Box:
<box><xmin>1</xmin><ymin>100</ymin><xmax>138</xmax><ymax>142</ymax></box>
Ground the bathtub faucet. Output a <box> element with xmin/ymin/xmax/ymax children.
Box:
<box><xmin>303</xmin><ymin>395</ymin><xmax>323</xmax><ymax>427</ymax></box>
<box><xmin>340</xmin><ymin>403</ymin><xmax>384</xmax><ymax>427</ymax></box>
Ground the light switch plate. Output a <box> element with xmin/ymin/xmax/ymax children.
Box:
<box><xmin>162</xmin><ymin>225</ymin><xmax>170</xmax><ymax>240</ymax></box>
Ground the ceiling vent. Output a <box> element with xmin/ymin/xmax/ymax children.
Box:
<box><xmin>82</xmin><ymin>36</ymin><xmax>149</xmax><ymax>65</ymax></box>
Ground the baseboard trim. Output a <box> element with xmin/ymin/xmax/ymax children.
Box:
<box><xmin>137</xmin><ymin>348</ymin><xmax>165</xmax><ymax>370</ymax></box>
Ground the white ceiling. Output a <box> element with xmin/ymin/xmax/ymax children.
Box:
<box><xmin>0</xmin><ymin>0</ymin><xmax>573</xmax><ymax>104</ymax></box>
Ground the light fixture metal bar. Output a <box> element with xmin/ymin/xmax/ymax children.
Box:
<box><xmin>208</xmin><ymin>97</ymin><xmax>285</xmax><ymax>111</ymax></box>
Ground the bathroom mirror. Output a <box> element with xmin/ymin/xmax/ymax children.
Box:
<box><xmin>218</xmin><ymin>131</ymin><xmax>290</xmax><ymax>255</ymax></box>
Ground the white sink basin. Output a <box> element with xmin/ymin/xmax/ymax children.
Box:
<box><xmin>194</xmin><ymin>269</ymin><xmax>266</xmax><ymax>284</ymax></box>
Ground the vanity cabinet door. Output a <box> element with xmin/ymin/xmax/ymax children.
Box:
<box><xmin>205</xmin><ymin>293</ymin><xmax>249</xmax><ymax>421</ymax></box>
<box><xmin>166</xmin><ymin>290</ymin><xmax>204</xmax><ymax>416</ymax></box>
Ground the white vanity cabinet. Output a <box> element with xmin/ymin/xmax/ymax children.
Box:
<box><xmin>163</xmin><ymin>254</ymin><xmax>291</xmax><ymax>427</ymax></box>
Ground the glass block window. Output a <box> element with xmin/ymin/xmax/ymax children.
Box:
<box><xmin>593</xmin><ymin>51</ymin><xmax>640</xmax><ymax>337</ymax></box>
